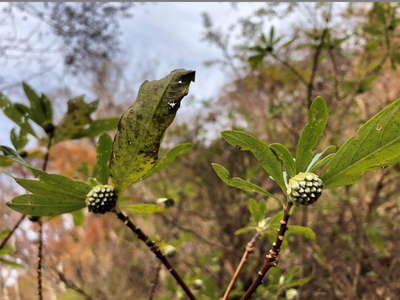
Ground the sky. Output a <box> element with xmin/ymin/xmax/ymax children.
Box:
<box><xmin>0</xmin><ymin>2</ymin><xmax>269</xmax><ymax>146</ymax></box>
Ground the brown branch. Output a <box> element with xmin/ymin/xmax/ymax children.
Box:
<box><xmin>306</xmin><ymin>28</ymin><xmax>328</xmax><ymax>106</ymax></box>
<box><xmin>56</xmin><ymin>270</ymin><xmax>93</xmax><ymax>300</ymax></box>
<box><xmin>241</xmin><ymin>202</ymin><xmax>294</xmax><ymax>300</ymax></box>
<box><xmin>113</xmin><ymin>209</ymin><xmax>196</xmax><ymax>300</ymax></box>
<box><xmin>271</xmin><ymin>53</ymin><xmax>308</xmax><ymax>86</ymax></box>
<box><xmin>222</xmin><ymin>231</ymin><xmax>260</xmax><ymax>300</ymax></box>
<box><xmin>159</xmin><ymin>214</ymin><xmax>228</xmax><ymax>251</ymax></box>
<box><xmin>37</xmin><ymin>219</ymin><xmax>43</xmax><ymax>300</ymax></box>
<box><xmin>148</xmin><ymin>261</ymin><xmax>162</xmax><ymax>300</ymax></box>
<box><xmin>0</xmin><ymin>214</ymin><xmax>26</xmax><ymax>250</ymax></box>
<box><xmin>37</xmin><ymin>130</ymin><xmax>54</xmax><ymax>300</ymax></box>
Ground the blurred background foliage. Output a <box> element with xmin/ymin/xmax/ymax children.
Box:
<box><xmin>1</xmin><ymin>2</ymin><xmax>400</xmax><ymax>300</ymax></box>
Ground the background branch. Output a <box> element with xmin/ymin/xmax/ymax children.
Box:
<box><xmin>113</xmin><ymin>209</ymin><xmax>196</xmax><ymax>300</ymax></box>
<box><xmin>241</xmin><ymin>202</ymin><xmax>294</xmax><ymax>300</ymax></box>
<box><xmin>222</xmin><ymin>231</ymin><xmax>260</xmax><ymax>300</ymax></box>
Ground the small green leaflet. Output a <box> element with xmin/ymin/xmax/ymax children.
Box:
<box><xmin>0</xmin><ymin>146</ymin><xmax>32</xmax><ymax>170</ymax></box>
<box><xmin>295</xmin><ymin>97</ymin><xmax>329</xmax><ymax>172</ymax></box>
<box><xmin>234</xmin><ymin>226</ymin><xmax>257</xmax><ymax>235</ymax></box>
<box><xmin>142</xmin><ymin>143</ymin><xmax>193</xmax><ymax>180</ymax></box>
<box><xmin>93</xmin><ymin>133</ymin><xmax>113</xmax><ymax>184</ymax></box>
<box><xmin>123</xmin><ymin>204</ymin><xmax>165</xmax><ymax>215</ymax></box>
<box><xmin>322</xmin><ymin>98</ymin><xmax>400</xmax><ymax>188</ymax></box>
<box><xmin>270</xmin><ymin>143</ymin><xmax>296</xmax><ymax>178</ymax></box>
<box><xmin>53</xmin><ymin>96</ymin><xmax>98</xmax><ymax>143</ymax></box>
<box><xmin>308</xmin><ymin>145</ymin><xmax>336</xmax><ymax>172</ymax></box>
<box><xmin>211</xmin><ymin>163</ymin><xmax>271</xmax><ymax>196</ymax></box>
<box><xmin>287</xmin><ymin>225</ymin><xmax>316</xmax><ymax>241</ymax></box>
<box><xmin>71</xmin><ymin>210</ymin><xmax>85</xmax><ymax>226</ymax></box>
<box><xmin>248</xmin><ymin>198</ymin><xmax>266</xmax><ymax>224</ymax></box>
<box><xmin>22</xmin><ymin>83</ymin><xmax>53</xmax><ymax>129</ymax></box>
<box><xmin>73</xmin><ymin>117</ymin><xmax>120</xmax><ymax>139</ymax></box>
<box><xmin>221</xmin><ymin>130</ymin><xmax>286</xmax><ymax>192</ymax></box>
<box><xmin>110</xmin><ymin>69</ymin><xmax>195</xmax><ymax>192</ymax></box>
<box><xmin>10</xmin><ymin>128</ymin><xmax>28</xmax><ymax>151</ymax></box>
<box><xmin>0</xmin><ymin>93</ymin><xmax>36</xmax><ymax>137</ymax></box>
<box><xmin>0</xmin><ymin>257</ymin><xmax>23</xmax><ymax>268</ymax></box>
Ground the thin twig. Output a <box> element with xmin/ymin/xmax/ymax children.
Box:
<box><xmin>56</xmin><ymin>270</ymin><xmax>93</xmax><ymax>300</ymax></box>
<box><xmin>271</xmin><ymin>53</ymin><xmax>308</xmax><ymax>86</ymax></box>
<box><xmin>37</xmin><ymin>219</ymin><xmax>43</xmax><ymax>300</ymax></box>
<box><xmin>37</xmin><ymin>131</ymin><xmax>53</xmax><ymax>300</ymax></box>
<box><xmin>113</xmin><ymin>209</ymin><xmax>196</xmax><ymax>300</ymax></box>
<box><xmin>241</xmin><ymin>202</ymin><xmax>294</xmax><ymax>300</ymax></box>
<box><xmin>306</xmin><ymin>28</ymin><xmax>328</xmax><ymax>106</ymax></box>
<box><xmin>148</xmin><ymin>261</ymin><xmax>162</xmax><ymax>300</ymax></box>
<box><xmin>0</xmin><ymin>214</ymin><xmax>26</xmax><ymax>250</ymax></box>
<box><xmin>222</xmin><ymin>231</ymin><xmax>260</xmax><ymax>300</ymax></box>
<box><xmin>41</xmin><ymin>131</ymin><xmax>53</xmax><ymax>171</ymax></box>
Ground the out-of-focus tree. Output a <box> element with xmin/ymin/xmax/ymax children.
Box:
<box><xmin>0</xmin><ymin>2</ymin><xmax>134</xmax><ymax>87</ymax></box>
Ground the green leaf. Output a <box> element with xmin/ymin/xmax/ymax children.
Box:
<box><xmin>0</xmin><ymin>146</ymin><xmax>90</xmax><ymax>197</ymax></box>
<box><xmin>295</xmin><ymin>96</ymin><xmax>329</xmax><ymax>172</ymax></box>
<box><xmin>71</xmin><ymin>210</ymin><xmax>85</xmax><ymax>226</ymax></box>
<box><xmin>270</xmin><ymin>143</ymin><xmax>296</xmax><ymax>177</ymax></box>
<box><xmin>322</xmin><ymin>98</ymin><xmax>400</xmax><ymax>188</ymax></box>
<box><xmin>10</xmin><ymin>128</ymin><xmax>28</xmax><ymax>151</ymax></box>
<box><xmin>22</xmin><ymin>84</ymin><xmax>53</xmax><ymax>129</ymax></box>
<box><xmin>234</xmin><ymin>226</ymin><xmax>257</xmax><ymax>235</ymax></box>
<box><xmin>7</xmin><ymin>194</ymin><xmax>85</xmax><ymax>216</ymax></box>
<box><xmin>22</xmin><ymin>82</ymin><xmax>46</xmax><ymax>126</ymax></box>
<box><xmin>14</xmin><ymin>178</ymin><xmax>86</xmax><ymax>201</ymax></box>
<box><xmin>0</xmin><ymin>94</ymin><xmax>36</xmax><ymax>136</ymax></box>
<box><xmin>310</xmin><ymin>152</ymin><xmax>335</xmax><ymax>172</ymax></box>
<box><xmin>123</xmin><ymin>204</ymin><xmax>165</xmax><ymax>215</ymax></box>
<box><xmin>281</xmin><ymin>276</ymin><xmax>312</xmax><ymax>289</ymax></box>
<box><xmin>287</xmin><ymin>225</ymin><xmax>316</xmax><ymax>241</ymax></box>
<box><xmin>53</xmin><ymin>96</ymin><xmax>98</xmax><ymax>143</ymax></box>
<box><xmin>143</xmin><ymin>143</ymin><xmax>193</xmax><ymax>180</ymax></box>
<box><xmin>221</xmin><ymin>130</ymin><xmax>285</xmax><ymax>191</ymax></box>
<box><xmin>110</xmin><ymin>69</ymin><xmax>195</xmax><ymax>192</ymax></box>
<box><xmin>306</xmin><ymin>145</ymin><xmax>336</xmax><ymax>172</ymax></box>
<box><xmin>6</xmin><ymin>163</ymin><xmax>90</xmax><ymax>216</ymax></box>
<box><xmin>93</xmin><ymin>133</ymin><xmax>113</xmax><ymax>184</ymax></box>
<box><xmin>0</xmin><ymin>146</ymin><xmax>33</xmax><ymax>170</ymax></box>
<box><xmin>39</xmin><ymin>93</ymin><xmax>53</xmax><ymax>124</ymax></box>
<box><xmin>73</xmin><ymin>117</ymin><xmax>119</xmax><ymax>138</ymax></box>
<box><xmin>248</xmin><ymin>199</ymin><xmax>266</xmax><ymax>224</ymax></box>
<box><xmin>0</xmin><ymin>257</ymin><xmax>23</xmax><ymax>268</ymax></box>
<box><xmin>212</xmin><ymin>163</ymin><xmax>271</xmax><ymax>196</ymax></box>
<box><xmin>30</xmin><ymin>170</ymin><xmax>91</xmax><ymax>197</ymax></box>
<box><xmin>268</xmin><ymin>211</ymin><xmax>284</xmax><ymax>229</ymax></box>
<box><xmin>0</xmin><ymin>229</ymin><xmax>11</xmax><ymax>240</ymax></box>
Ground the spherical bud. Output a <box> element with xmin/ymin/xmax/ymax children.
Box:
<box><xmin>287</xmin><ymin>172</ymin><xmax>323</xmax><ymax>206</ymax></box>
<box><xmin>28</xmin><ymin>216</ymin><xmax>40</xmax><ymax>222</ymax></box>
<box><xmin>163</xmin><ymin>245</ymin><xmax>177</xmax><ymax>258</ymax></box>
<box><xmin>156</xmin><ymin>197</ymin><xmax>175</xmax><ymax>208</ymax></box>
<box><xmin>192</xmin><ymin>279</ymin><xmax>203</xmax><ymax>290</ymax></box>
<box><xmin>86</xmin><ymin>184</ymin><xmax>117</xmax><ymax>214</ymax></box>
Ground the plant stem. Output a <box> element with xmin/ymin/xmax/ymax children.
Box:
<box><xmin>148</xmin><ymin>260</ymin><xmax>162</xmax><ymax>300</ymax></box>
<box><xmin>56</xmin><ymin>269</ymin><xmax>93</xmax><ymax>300</ymax></box>
<box><xmin>222</xmin><ymin>231</ymin><xmax>260</xmax><ymax>300</ymax></box>
<box><xmin>306</xmin><ymin>28</ymin><xmax>328</xmax><ymax>106</ymax></box>
<box><xmin>241</xmin><ymin>202</ymin><xmax>294</xmax><ymax>300</ymax></box>
<box><xmin>37</xmin><ymin>131</ymin><xmax>53</xmax><ymax>300</ymax></box>
<box><xmin>113</xmin><ymin>209</ymin><xmax>196</xmax><ymax>300</ymax></box>
<box><xmin>37</xmin><ymin>218</ymin><xmax>43</xmax><ymax>300</ymax></box>
<box><xmin>0</xmin><ymin>214</ymin><xmax>26</xmax><ymax>250</ymax></box>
